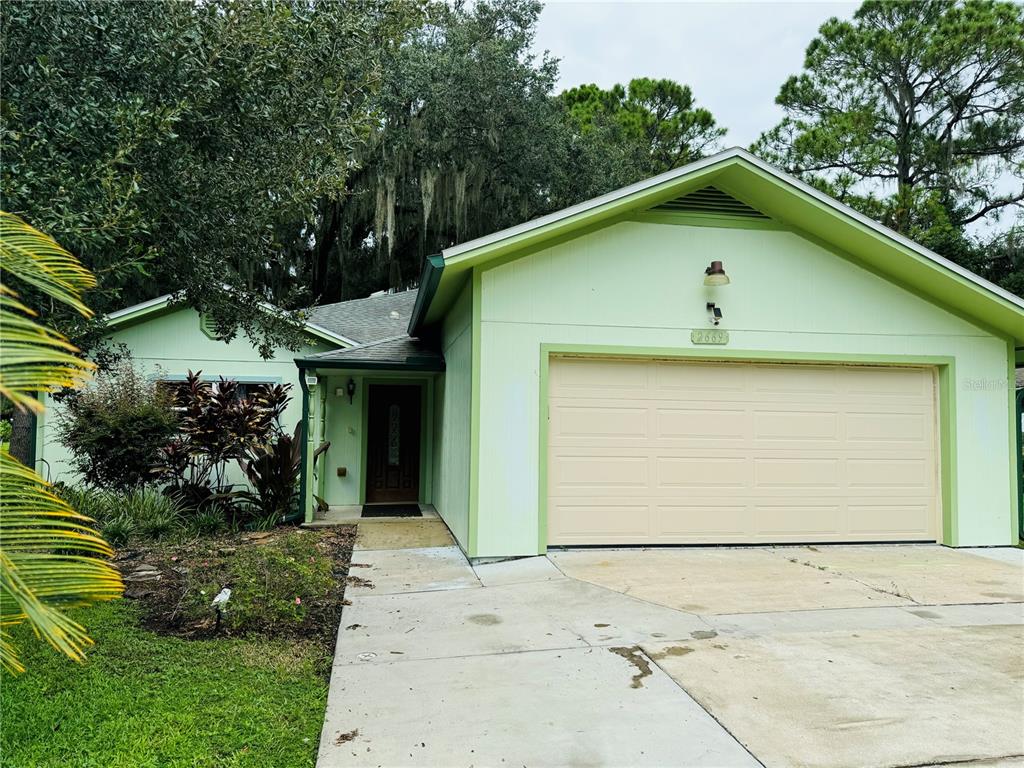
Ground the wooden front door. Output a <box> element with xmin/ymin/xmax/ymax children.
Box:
<box><xmin>365</xmin><ymin>384</ymin><xmax>421</xmax><ymax>503</ymax></box>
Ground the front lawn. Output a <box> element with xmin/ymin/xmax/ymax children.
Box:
<box><xmin>1</xmin><ymin>527</ymin><xmax>356</xmax><ymax>768</ymax></box>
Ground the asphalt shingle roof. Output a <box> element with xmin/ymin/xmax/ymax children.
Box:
<box><xmin>307</xmin><ymin>290</ymin><xmax>418</xmax><ymax>345</ymax></box>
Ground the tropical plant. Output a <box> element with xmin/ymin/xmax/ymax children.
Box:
<box><xmin>56</xmin><ymin>360</ymin><xmax>179</xmax><ymax>491</ymax></box>
<box><xmin>155</xmin><ymin>372</ymin><xmax>292</xmax><ymax>515</ymax></box>
<box><xmin>0</xmin><ymin>211</ymin><xmax>123</xmax><ymax>673</ymax></box>
<box><xmin>236</xmin><ymin>424</ymin><xmax>303</xmax><ymax>527</ymax></box>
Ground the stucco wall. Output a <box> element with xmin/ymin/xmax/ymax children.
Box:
<box><xmin>431</xmin><ymin>279</ymin><xmax>474</xmax><ymax>548</ymax></box>
<box><xmin>475</xmin><ymin>220</ymin><xmax>1016</xmax><ymax>556</ymax></box>
<box><xmin>36</xmin><ymin>306</ymin><xmax>332</xmax><ymax>488</ymax></box>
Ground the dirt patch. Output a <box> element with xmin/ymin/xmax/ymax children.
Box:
<box><xmin>114</xmin><ymin>525</ymin><xmax>357</xmax><ymax>655</ymax></box>
<box><xmin>334</xmin><ymin>729</ymin><xmax>359</xmax><ymax>745</ymax></box>
<box><xmin>691</xmin><ymin>630</ymin><xmax>718</xmax><ymax>640</ymax></box>
<box><xmin>608</xmin><ymin>646</ymin><xmax>653</xmax><ymax>688</ymax></box>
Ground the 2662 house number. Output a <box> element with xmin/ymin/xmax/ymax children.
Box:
<box><xmin>691</xmin><ymin>328</ymin><xmax>729</xmax><ymax>345</ymax></box>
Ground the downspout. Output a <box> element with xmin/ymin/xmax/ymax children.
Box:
<box><xmin>1017</xmin><ymin>386</ymin><xmax>1023</xmax><ymax>542</ymax></box>
<box><xmin>297</xmin><ymin>366</ymin><xmax>311</xmax><ymax>524</ymax></box>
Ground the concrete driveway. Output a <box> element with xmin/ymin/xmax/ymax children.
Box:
<box><xmin>318</xmin><ymin>525</ymin><xmax>1024</xmax><ymax>768</ymax></box>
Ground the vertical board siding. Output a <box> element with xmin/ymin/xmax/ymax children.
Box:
<box><xmin>475</xmin><ymin>221</ymin><xmax>1014</xmax><ymax>556</ymax></box>
<box><xmin>432</xmin><ymin>279</ymin><xmax>473</xmax><ymax>548</ymax></box>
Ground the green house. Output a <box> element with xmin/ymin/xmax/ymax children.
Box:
<box><xmin>40</xmin><ymin>149</ymin><xmax>1024</xmax><ymax>558</ymax></box>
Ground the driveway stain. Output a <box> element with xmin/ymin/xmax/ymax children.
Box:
<box><xmin>691</xmin><ymin>630</ymin><xmax>718</xmax><ymax>640</ymax></box>
<box><xmin>467</xmin><ymin>613</ymin><xmax>502</xmax><ymax>626</ymax></box>
<box><xmin>649</xmin><ymin>646</ymin><xmax>694</xmax><ymax>660</ymax></box>
<box><xmin>909</xmin><ymin>609</ymin><xmax>941</xmax><ymax>619</ymax></box>
<box><xmin>608</xmin><ymin>646</ymin><xmax>653</xmax><ymax>688</ymax></box>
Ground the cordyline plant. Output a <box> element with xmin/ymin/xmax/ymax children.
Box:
<box><xmin>155</xmin><ymin>371</ymin><xmax>291</xmax><ymax>510</ymax></box>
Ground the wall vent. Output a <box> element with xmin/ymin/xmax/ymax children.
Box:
<box><xmin>199</xmin><ymin>313</ymin><xmax>222</xmax><ymax>340</ymax></box>
<box><xmin>651</xmin><ymin>186</ymin><xmax>769</xmax><ymax>219</ymax></box>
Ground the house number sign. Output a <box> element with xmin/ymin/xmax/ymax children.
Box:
<box><xmin>691</xmin><ymin>328</ymin><xmax>729</xmax><ymax>345</ymax></box>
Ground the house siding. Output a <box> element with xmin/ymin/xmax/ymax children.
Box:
<box><xmin>432</xmin><ymin>278</ymin><xmax>473</xmax><ymax>548</ymax></box>
<box><xmin>475</xmin><ymin>220</ymin><xmax>1015</xmax><ymax>556</ymax></box>
<box><xmin>35</xmin><ymin>306</ymin><xmax>331</xmax><ymax>487</ymax></box>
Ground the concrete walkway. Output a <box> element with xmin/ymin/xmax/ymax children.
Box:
<box><xmin>318</xmin><ymin>536</ymin><xmax>1024</xmax><ymax>768</ymax></box>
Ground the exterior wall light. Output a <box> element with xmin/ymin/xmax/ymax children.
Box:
<box><xmin>703</xmin><ymin>260</ymin><xmax>730</xmax><ymax>286</ymax></box>
<box><xmin>346</xmin><ymin>377</ymin><xmax>357</xmax><ymax>404</ymax></box>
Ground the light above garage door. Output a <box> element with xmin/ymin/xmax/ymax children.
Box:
<box><xmin>546</xmin><ymin>357</ymin><xmax>939</xmax><ymax>546</ymax></box>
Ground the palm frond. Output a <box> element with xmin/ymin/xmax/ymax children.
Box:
<box><xmin>0</xmin><ymin>453</ymin><xmax>123</xmax><ymax>673</ymax></box>
<box><xmin>0</xmin><ymin>293</ymin><xmax>95</xmax><ymax>412</ymax></box>
<box><xmin>0</xmin><ymin>211</ymin><xmax>95</xmax><ymax>316</ymax></box>
<box><xmin>0</xmin><ymin>212</ymin><xmax>122</xmax><ymax>674</ymax></box>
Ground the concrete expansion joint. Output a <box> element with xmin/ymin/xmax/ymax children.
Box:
<box><xmin>892</xmin><ymin>755</ymin><xmax>1024</xmax><ymax>768</ymax></box>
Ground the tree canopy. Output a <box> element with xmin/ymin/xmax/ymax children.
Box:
<box><xmin>754</xmin><ymin>0</ymin><xmax>1024</xmax><ymax>288</ymax></box>
<box><xmin>2</xmin><ymin>0</ymin><xmax>1019</xmax><ymax>362</ymax></box>
<box><xmin>1</xmin><ymin>0</ymin><xmax>416</xmax><ymax>354</ymax></box>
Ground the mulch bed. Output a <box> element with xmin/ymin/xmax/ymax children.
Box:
<box><xmin>113</xmin><ymin>525</ymin><xmax>357</xmax><ymax>651</ymax></box>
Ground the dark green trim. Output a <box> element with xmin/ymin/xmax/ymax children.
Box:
<box><xmin>298</xmin><ymin>368</ymin><xmax>311</xmax><ymax>522</ymax></box>
<box><xmin>1016</xmin><ymin>384</ymin><xmax>1023</xmax><ymax>542</ymax></box>
<box><xmin>295</xmin><ymin>358</ymin><xmax>444</xmax><ymax>372</ymax></box>
<box><xmin>409</xmin><ymin>253</ymin><xmax>445</xmax><ymax>337</ymax></box>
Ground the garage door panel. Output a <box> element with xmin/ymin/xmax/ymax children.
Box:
<box><xmin>754</xmin><ymin>505</ymin><xmax>845</xmax><ymax>536</ymax></box>
<box><xmin>656</xmin><ymin>456</ymin><xmax>747</xmax><ymax>488</ymax></box>
<box><xmin>848</xmin><ymin>504</ymin><xmax>931</xmax><ymax>535</ymax></box>
<box><xmin>656</xmin><ymin>505</ymin><xmax>748</xmax><ymax>536</ymax></box>
<box><xmin>550</xmin><ymin>454</ymin><xmax>648</xmax><ymax>489</ymax></box>
<box><xmin>550</xmin><ymin>404</ymin><xmax>648</xmax><ymax>439</ymax></box>
<box><xmin>848</xmin><ymin>458</ymin><xmax>930</xmax><ymax>488</ymax></box>
<box><xmin>753</xmin><ymin>410</ymin><xmax>840</xmax><ymax>440</ymax></box>
<box><xmin>547</xmin><ymin>358</ymin><xmax>938</xmax><ymax>545</ymax></box>
<box><xmin>846</xmin><ymin>412</ymin><xmax>928</xmax><ymax>442</ymax></box>
<box><xmin>550</xmin><ymin>502</ymin><xmax>651</xmax><ymax>541</ymax></box>
<box><xmin>655</xmin><ymin>407</ymin><xmax>747</xmax><ymax>439</ymax></box>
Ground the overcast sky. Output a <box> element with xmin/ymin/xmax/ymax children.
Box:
<box><xmin>533</xmin><ymin>1</ymin><xmax>860</xmax><ymax>148</ymax></box>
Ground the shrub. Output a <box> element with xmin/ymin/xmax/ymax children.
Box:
<box><xmin>235</xmin><ymin>425</ymin><xmax>301</xmax><ymax>528</ymax></box>
<box><xmin>187</xmin><ymin>509</ymin><xmax>227</xmax><ymax>537</ymax></box>
<box><xmin>182</xmin><ymin>531</ymin><xmax>334</xmax><ymax>633</ymax></box>
<box><xmin>100</xmin><ymin>516</ymin><xmax>135</xmax><ymax>547</ymax></box>
<box><xmin>53</xmin><ymin>485</ymin><xmax>185</xmax><ymax>544</ymax></box>
<box><xmin>156</xmin><ymin>372</ymin><xmax>290</xmax><ymax>493</ymax></box>
<box><xmin>57</xmin><ymin>362</ymin><xmax>179</xmax><ymax>491</ymax></box>
<box><xmin>124</xmin><ymin>489</ymin><xmax>184</xmax><ymax>540</ymax></box>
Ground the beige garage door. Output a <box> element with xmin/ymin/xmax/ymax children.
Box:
<box><xmin>547</xmin><ymin>357</ymin><xmax>939</xmax><ymax>545</ymax></box>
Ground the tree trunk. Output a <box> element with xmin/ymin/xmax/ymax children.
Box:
<box><xmin>9</xmin><ymin>408</ymin><xmax>37</xmax><ymax>469</ymax></box>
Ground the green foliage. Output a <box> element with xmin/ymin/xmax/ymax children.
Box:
<box><xmin>56</xmin><ymin>361</ymin><xmax>178</xmax><ymax>491</ymax></box>
<box><xmin>181</xmin><ymin>532</ymin><xmax>335</xmax><ymax>634</ymax></box>
<box><xmin>0</xmin><ymin>420</ymin><xmax>11</xmax><ymax>443</ymax></box>
<box><xmin>309</xmin><ymin>0</ymin><xmax>566</xmax><ymax>298</ymax></box>
<box><xmin>754</xmin><ymin>0</ymin><xmax>1024</xmax><ymax>287</ymax></box>
<box><xmin>156</xmin><ymin>373</ymin><xmax>292</xmax><ymax>518</ymax></box>
<box><xmin>0</xmin><ymin>600</ymin><xmax>327</xmax><ymax>768</ymax></box>
<box><xmin>54</xmin><ymin>485</ymin><xmax>187</xmax><ymax>544</ymax></box>
<box><xmin>1</xmin><ymin>0</ymin><xmax>418</xmax><ymax>355</ymax></box>
<box><xmin>559</xmin><ymin>78</ymin><xmax>725</xmax><ymax>200</ymax></box>
<box><xmin>236</xmin><ymin>426</ymin><xmax>302</xmax><ymax>526</ymax></box>
<box><xmin>186</xmin><ymin>509</ymin><xmax>228</xmax><ymax>538</ymax></box>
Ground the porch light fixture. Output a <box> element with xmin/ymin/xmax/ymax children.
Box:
<box><xmin>346</xmin><ymin>377</ymin><xmax>357</xmax><ymax>404</ymax></box>
<box><xmin>703</xmin><ymin>260</ymin><xmax>730</xmax><ymax>286</ymax></box>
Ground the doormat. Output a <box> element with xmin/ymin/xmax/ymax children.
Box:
<box><xmin>361</xmin><ymin>504</ymin><xmax>422</xmax><ymax>518</ymax></box>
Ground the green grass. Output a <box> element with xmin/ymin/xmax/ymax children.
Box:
<box><xmin>1</xmin><ymin>600</ymin><xmax>329</xmax><ymax>768</ymax></box>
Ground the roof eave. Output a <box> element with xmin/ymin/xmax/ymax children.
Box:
<box><xmin>408</xmin><ymin>253</ymin><xmax>445</xmax><ymax>336</ymax></box>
